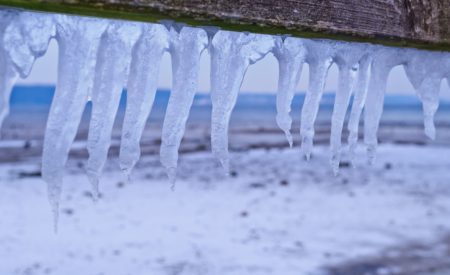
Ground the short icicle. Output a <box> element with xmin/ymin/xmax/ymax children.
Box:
<box><xmin>1</xmin><ymin>11</ymin><xmax>55</xmax><ymax>130</ymax></box>
<box><xmin>210</xmin><ymin>30</ymin><xmax>275</xmax><ymax>174</ymax></box>
<box><xmin>3</xmin><ymin>11</ymin><xmax>55</xmax><ymax>78</ymax></box>
<box><xmin>160</xmin><ymin>26</ymin><xmax>208</xmax><ymax>186</ymax></box>
<box><xmin>41</xmin><ymin>15</ymin><xmax>108</xmax><ymax>231</ymax></box>
<box><xmin>404</xmin><ymin>50</ymin><xmax>447</xmax><ymax>140</ymax></box>
<box><xmin>347</xmin><ymin>55</ymin><xmax>371</xmax><ymax>164</ymax></box>
<box><xmin>0</xmin><ymin>59</ymin><xmax>16</xmax><ymax>132</ymax></box>
<box><xmin>119</xmin><ymin>23</ymin><xmax>169</xmax><ymax>179</ymax></box>
<box><xmin>0</xmin><ymin>11</ymin><xmax>19</xmax><ymax>131</ymax></box>
<box><xmin>300</xmin><ymin>40</ymin><xmax>334</xmax><ymax>160</ymax></box>
<box><xmin>86</xmin><ymin>21</ymin><xmax>141</xmax><ymax>199</ymax></box>
<box><xmin>0</xmin><ymin>18</ymin><xmax>17</xmax><ymax>131</ymax></box>
<box><xmin>273</xmin><ymin>36</ymin><xmax>306</xmax><ymax>147</ymax></box>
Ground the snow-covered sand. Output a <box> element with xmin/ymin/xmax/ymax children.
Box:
<box><xmin>1</xmin><ymin>144</ymin><xmax>449</xmax><ymax>275</ymax></box>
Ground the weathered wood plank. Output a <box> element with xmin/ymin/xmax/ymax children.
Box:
<box><xmin>0</xmin><ymin>0</ymin><xmax>449</xmax><ymax>51</ymax></box>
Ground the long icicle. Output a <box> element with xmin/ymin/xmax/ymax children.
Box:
<box><xmin>300</xmin><ymin>40</ymin><xmax>334</xmax><ymax>160</ymax></box>
<box><xmin>210</xmin><ymin>30</ymin><xmax>275</xmax><ymax>174</ymax></box>
<box><xmin>86</xmin><ymin>21</ymin><xmax>141</xmax><ymax>199</ymax></box>
<box><xmin>41</xmin><ymin>15</ymin><xmax>108</xmax><ymax>231</ymax></box>
<box><xmin>330</xmin><ymin>65</ymin><xmax>356</xmax><ymax>174</ymax></box>
<box><xmin>329</xmin><ymin>43</ymin><xmax>369</xmax><ymax>174</ymax></box>
<box><xmin>347</xmin><ymin>55</ymin><xmax>371</xmax><ymax>164</ymax></box>
<box><xmin>364</xmin><ymin>47</ymin><xmax>406</xmax><ymax>164</ymax></box>
<box><xmin>273</xmin><ymin>36</ymin><xmax>306</xmax><ymax>147</ymax></box>
<box><xmin>160</xmin><ymin>26</ymin><xmax>208</xmax><ymax>186</ymax></box>
<box><xmin>119</xmin><ymin>23</ymin><xmax>169</xmax><ymax>179</ymax></box>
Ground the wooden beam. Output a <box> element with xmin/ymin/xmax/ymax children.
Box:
<box><xmin>0</xmin><ymin>0</ymin><xmax>449</xmax><ymax>51</ymax></box>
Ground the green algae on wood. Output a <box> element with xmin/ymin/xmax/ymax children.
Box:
<box><xmin>0</xmin><ymin>0</ymin><xmax>449</xmax><ymax>52</ymax></box>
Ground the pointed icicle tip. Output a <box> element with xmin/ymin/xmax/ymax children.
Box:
<box><xmin>44</xmin><ymin>174</ymin><xmax>62</xmax><ymax>233</ymax></box>
<box><xmin>121</xmin><ymin>168</ymin><xmax>131</xmax><ymax>185</ymax></box>
<box><xmin>285</xmin><ymin>131</ymin><xmax>293</xmax><ymax>148</ymax></box>
<box><xmin>86</xmin><ymin>171</ymin><xmax>100</xmax><ymax>202</ymax></box>
<box><xmin>301</xmin><ymin>136</ymin><xmax>313</xmax><ymax>161</ymax></box>
<box><xmin>49</xmin><ymin>197</ymin><xmax>59</xmax><ymax>234</ymax></box>
<box><xmin>166</xmin><ymin>167</ymin><xmax>177</xmax><ymax>191</ymax></box>
<box><xmin>220</xmin><ymin>158</ymin><xmax>230</xmax><ymax>177</ymax></box>
<box><xmin>303</xmin><ymin>152</ymin><xmax>311</xmax><ymax>162</ymax></box>
<box><xmin>331</xmin><ymin>155</ymin><xmax>340</xmax><ymax>176</ymax></box>
<box><xmin>366</xmin><ymin>144</ymin><xmax>377</xmax><ymax>166</ymax></box>
<box><xmin>424</xmin><ymin>115</ymin><xmax>436</xmax><ymax>140</ymax></box>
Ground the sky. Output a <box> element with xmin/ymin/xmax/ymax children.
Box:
<box><xmin>18</xmin><ymin>40</ymin><xmax>450</xmax><ymax>98</ymax></box>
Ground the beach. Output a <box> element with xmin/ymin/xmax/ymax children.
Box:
<box><xmin>0</xmin><ymin>87</ymin><xmax>450</xmax><ymax>274</ymax></box>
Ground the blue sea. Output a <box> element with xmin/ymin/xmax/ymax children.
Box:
<box><xmin>2</xmin><ymin>85</ymin><xmax>450</xmax><ymax>144</ymax></box>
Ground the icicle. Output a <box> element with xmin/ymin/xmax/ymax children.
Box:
<box><xmin>0</xmin><ymin>57</ymin><xmax>16</xmax><ymax>132</ymax></box>
<box><xmin>86</xmin><ymin>21</ymin><xmax>141</xmax><ymax>199</ymax></box>
<box><xmin>329</xmin><ymin>43</ymin><xmax>369</xmax><ymax>174</ymax></box>
<box><xmin>364</xmin><ymin>47</ymin><xmax>407</xmax><ymax>164</ymax></box>
<box><xmin>0</xmin><ymin>10</ymin><xmax>18</xmax><ymax>131</ymax></box>
<box><xmin>404</xmin><ymin>50</ymin><xmax>447</xmax><ymax>140</ymax></box>
<box><xmin>159</xmin><ymin>26</ymin><xmax>208</xmax><ymax>185</ymax></box>
<box><xmin>119</xmin><ymin>23</ymin><xmax>169</xmax><ymax>179</ymax></box>
<box><xmin>273</xmin><ymin>36</ymin><xmax>306</xmax><ymax>147</ymax></box>
<box><xmin>1</xmin><ymin>10</ymin><xmax>55</xmax><ymax>130</ymax></box>
<box><xmin>300</xmin><ymin>40</ymin><xmax>334</xmax><ymax>160</ymax></box>
<box><xmin>3</xmin><ymin>11</ymin><xmax>55</xmax><ymax>78</ymax></box>
<box><xmin>347</xmin><ymin>55</ymin><xmax>371</xmax><ymax>163</ymax></box>
<box><xmin>210</xmin><ymin>30</ymin><xmax>275</xmax><ymax>173</ymax></box>
<box><xmin>41</xmin><ymin>15</ymin><xmax>108</xmax><ymax>230</ymax></box>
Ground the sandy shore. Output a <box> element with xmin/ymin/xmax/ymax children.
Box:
<box><xmin>0</xmin><ymin>143</ymin><xmax>449</xmax><ymax>275</ymax></box>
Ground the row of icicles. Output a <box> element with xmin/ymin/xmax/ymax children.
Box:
<box><xmin>1</xmin><ymin>9</ymin><xmax>450</xmax><ymax>229</ymax></box>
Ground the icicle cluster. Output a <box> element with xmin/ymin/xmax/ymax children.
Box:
<box><xmin>1</xmin><ymin>9</ymin><xmax>450</xmax><ymax>227</ymax></box>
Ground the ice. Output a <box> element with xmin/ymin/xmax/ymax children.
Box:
<box><xmin>160</xmin><ymin>26</ymin><xmax>208</xmax><ymax>185</ymax></box>
<box><xmin>209</xmin><ymin>30</ymin><xmax>275</xmax><ymax>173</ymax></box>
<box><xmin>329</xmin><ymin>42</ymin><xmax>369</xmax><ymax>174</ymax></box>
<box><xmin>0</xmin><ymin>10</ymin><xmax>18</xmax><ymax>131</ymax></box>
<box><xmin>273</xmin><ymin>36</ymin><xmax>306</xmax><ymax>147</ymax></box>
<box><xmin>347</xmin><ymin>55</ymin><xmax>371</xmax><ymax>163</ymax></box>
<box><xmin>86</xmin><ymin>21</ymin><xmax>141</xmax><ymax>198</ymax></box>
<box><xmin>119</xmin><ymin>23</ymin><xmax>169</xmax><ymax>178</ymax></box>
<box><xmin>3</xmin><ymin>11</ymin><xmax>55</xmax><ymax>77</ymax></box>
<box><xmin>0</xmin><ymin>55</ymin><xmax>16</xmax><ymax>132</ymax></box>
<box><xmin>364</xmin><ymin>47</ymin><xmax>408</xmax><ymax>164</ymax></box>
<box><xmin>1</xmin><ymin>8</ymin><xmax>450</xmax><ymax>221</ymax></box>
<box><xmin>300</xmin><ymin>40</ymin><xmax>334</xmax><ymax>160</ymax></box>
<box><xmin>0</xmin><ymin>10</ymin><xmax>54</xmax><ymax>130</ymax></box>
<box><xmin>404</xmin><ymin>50</ymin><xmax>448</xmax><ymax>140</ymax></box>
<box><xmin>41</xmin><ymin>15</ymin><xmax>108</xmax><ymax>230</ymax></box>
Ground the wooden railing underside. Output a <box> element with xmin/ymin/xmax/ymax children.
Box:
<box><xmin>0</xmin><ymin>0</ymin><xmax>449</xmax><ymax>51</ymax></box>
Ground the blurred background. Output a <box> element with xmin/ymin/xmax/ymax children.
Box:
<box><xmin>1</xmin><ymin>38</ymin><xmax>450</xmax><ymax>275</ymax></box>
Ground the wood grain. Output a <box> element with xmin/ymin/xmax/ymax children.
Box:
<box><xmin>0</xmin><ymin>0</ymin><xmax>449</xmax><ymax>50</ymax></box>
